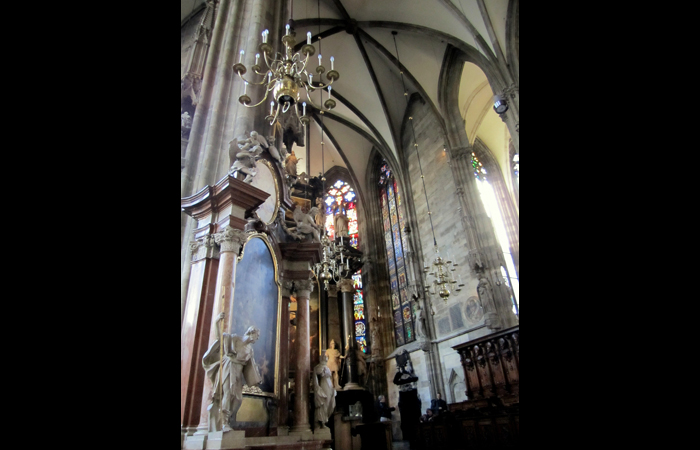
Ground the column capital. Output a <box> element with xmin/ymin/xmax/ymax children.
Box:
<box><xmin>337</xmin><ymin>277</ymin><xmax>355</xmax><ymax>293</ymax></box>
<box><xmin>450</xmin><ymin>146</ymin><xmax>472</xmax><ymax>161</ymax></box>
<box><xmin>294</xmin><ymin>279</ymin><xmax>315</xmax><ymax>295</ymax></box>
<box><xmin>212</xmin><ymin>226</ymin><xmax>247</xmax><ymax>253</ymax></box>
<box><xmin>190</xmin><ymin>234</ymin><xmax>220</xmax><ymax>262</ymax></box>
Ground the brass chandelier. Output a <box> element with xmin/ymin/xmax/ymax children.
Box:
<box><xmin>314</xmin><ymin>232</ymin><xmax>356</xmax><ymax>291</ymax></box>
<box><xmin>234</xmin><ymin>24</ymin><xmax>339</xmax><ymax>127</ymax></box>
<box><xmin>391</xmin><ymin>31</ymin><xmax>463</xmax><ymax>301</ymax></box>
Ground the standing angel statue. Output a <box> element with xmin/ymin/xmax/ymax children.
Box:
<box><xmin>202</xmin><ymin>313</ymin><xmax>262</xmax><ymax>432</ymax></box>
<box><xmin>313</xmin><ymin>355</ymin><xmax>337</xmax><ymax>428</ymax></box>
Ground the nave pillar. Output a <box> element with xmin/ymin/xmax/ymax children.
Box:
<box><xmin>279</xmin><ymin>243</ymin><xmax>322</xmax><ymax>437</ymax></box>
<box><xmin>337</xmin><ymin>277</ymin><xmax>362</xmax><ymax>390</ymax></box>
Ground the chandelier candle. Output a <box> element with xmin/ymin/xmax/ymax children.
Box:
<box><xmin>330</xmin><ymin>56</ymin><xmax>334</xmax><ymax>70</ymax></box>
<box><xmin>307</xmin><ymin>31</ymin><xmax>312</xmax><ymax>45</ymax></box>
<box><xmin>239</xmin><ymin>49</ymin><xmax>244</xmax><ymax>63</ymax></box>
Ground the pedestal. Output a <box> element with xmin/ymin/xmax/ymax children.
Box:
<box><xmin>205</xmin><ymin>430</ymin><xmax>246</xmax><ymax>450</ymax></box>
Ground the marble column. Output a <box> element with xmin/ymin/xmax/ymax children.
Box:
<box><xmin>182</xmin><ymin>233</ymin><xmax>220</xmax><ymax>443</ymax></box>
<box><xmin>191</xmin><ymin>226</ymin><xmax>247</xmax><ymax>440</ymax></box>
<box><xmin>290</xmin><ymin>278</ymin><xmax>314</xmax><ymax>433</ymax></box>
<box><xmin>338</xmin><ymin>278</ymin><xmax>361</xmax><ymax>390</ymax></box>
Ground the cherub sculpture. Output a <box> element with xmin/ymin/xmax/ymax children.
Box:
<box><xmin>228</xmin><ymin>136</ymin><xmax>264</xmax><ymax>183</ymax></box>
<box><xmin>292</xmin><ymin>205</ymin><xmax>320</xmax><ymax>242</ymax></box>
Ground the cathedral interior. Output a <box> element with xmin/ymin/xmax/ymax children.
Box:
<box><xmin>181</xmin><ymin>1</ymin><xmax>519</xmax><ymax>449</ymax></box>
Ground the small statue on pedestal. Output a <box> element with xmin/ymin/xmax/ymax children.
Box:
<box><xmin>325</xmin><ymin>339</ymin><xmax>344</xmax><ymax>390</ymax></box>
<box><xmin>202</xmin><ymin>313</ymin><xmax>262</xmax><ymax>432</ymax></box>
<box><xmin>334</xmin><ymin>209</ymin><xmax>349</xmax><ymax>238</ymax></box>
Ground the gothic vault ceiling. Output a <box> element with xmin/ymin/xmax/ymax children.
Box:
<box><xmin>181</xmin><ymin>0</ymin><xmax>515</xmax><ymax>205</ymax></box>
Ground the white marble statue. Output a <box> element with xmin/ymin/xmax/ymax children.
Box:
<box><xmin>181</xmin><ymin>111</ymin><xmax>192</xmax><ymax>137</ymax></box>
<box><xmin>334</xmin><ymin>210</ymin><xmax>349</xmax><ymax>238</ymax></box>
<box><xmin>228</xmin><ymin>137</ymin><xmax>263</xmax><ymax>183</ymax></box>
<box><xmin>314</xmin><ymin>197</ymin><xmax>326</xmax><ymax>228</ymax></box>
<box><xmin>202</xmin><ymin>313</ymin><xmax>262</xmax><ymax>432</ymax></box>
<box><xmin>292</xmin><ymin>205</ymin><xmax>321</xmax><ymax>242</ymax></box>
<box><xmin>414</xmin><ymin>302</ymin><xmax>427</xmax><ymax>339</ymax></box>
<box><xmin>313</xmin><ymin>355</ymin><xmax>337</xmax><ymax>428</ymax></box>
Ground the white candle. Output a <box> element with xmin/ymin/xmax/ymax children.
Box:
<box><xmin>255</xmin><ymin>53</ymin><xmax>259</xmax><ymax>65</ymax></box>
<box><xmin>243</xmin><ymin>81</ymin><xmax>247</xmax><ymax>95</ymax></box>
<box><xmin>318</xmin><ymin>54</ymin><xmax>322</xmax><ymax>66</ymax></box>
<box><xmin>307</xmin><ymin>31</ymin><xmax>311</xmax><ymax>45</ymax></box>
<box><xmin>286</xmin><ymin>24</ymin><xmax>290</xmax><ymax>36</ymax></box>
<box><xmin>262</xmin><ymin>29</ymin><xmax>268</xmax><ymax>43</ymax></box>
<box><xmin>239</xmin><ymin>49</ymin><xmax>244</xmax><ymax>63</ymax></box>
<box><xmin>330</xmin><ymin>56</ymin><xmax>334</xmax><ymax>70</ymax></box>
<box><xmin>328</xmin><ymin>85</ymin><xmax>332</xmax><ymax>98</ymax></box>
<box><xmin>270</xmin><ymin>101</ymin><xmax>274</xmax><ymax>115</ymax></box>
<box><xmin>303</xmin><ymin>102</ymin><xmax>306</xmax><ymax>116</ymax></box>
<box><xmin>268</xmin><ymin>72</ymin><xmax>272</xmax><ymax>83</ymax></box>
<box><xmin>309</xmin><ymin>73</ymin><xmax>313</xmax><ymax>85</ymax></box>
<box><xmin>341</xmin><ymin>236</ymin><xmax>343</xmax><ymax>246</ymax></box>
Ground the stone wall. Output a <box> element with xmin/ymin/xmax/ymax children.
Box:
<box><xmin>403</xmin><ymin>97</ymin><xmax>488</xmax><ymax>403</ymax></box>
<box><xmin>181</xmin><ymin>8</ymin><xmax>205</xmax><ymax>79</ymax></box>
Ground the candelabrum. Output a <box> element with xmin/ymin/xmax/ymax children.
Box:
<box><xmin>233</xmin><ymin>25</ymin><xmax>340</xmax><ymax>128</ymax></box>
<box><xmin>314</xmin><ymin>234</ymin><xmax>355</xmax><ymax>290</ymax></box>
<box><xmin>423</xmin><ymin>246</ymin><xmax>464</xmax><ymax>300</ymax></box>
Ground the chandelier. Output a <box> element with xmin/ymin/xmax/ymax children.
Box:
<box><xmin>391</xmin><ymin>31</ymin><xmax>463</xmax><ymax>301</ymax></box>
<box><xmin>423</xmin><ymin>247</ymin><xmax>464</xmax><ymax>299</ymax></box>
<box><xmin>314</xmin><ymin>235</ymin><xmax>356</xmax><ymax>291</ymax></box>
<box><xmin>233</xmin><ymin>24</ymin><xmax>339</xmax><ymax>127</ymax></box>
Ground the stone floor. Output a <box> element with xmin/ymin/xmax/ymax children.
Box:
<box><xmin>391</xmin><ymin>441</ymin><xmax>410</xmax><ymax>450</ymax></box>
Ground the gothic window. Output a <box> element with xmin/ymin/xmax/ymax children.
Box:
<box><xmin>378</xmin><ymin>162</ymin><xmax>415</xmax><ymax>346</ymax></box>
<box><xmin>324</xmin><ymin>180</ymin><xmax>359</xmax><ymax>248</ymax></box>
<box><xmin>324</xmin><ymin>180</ymin><xmax>367</xmax><ymax>352</ymax></box>
<box><xmin>471</xmin><ymin>152</ymin><xmax>520</xmax><ymax>315</ymax></box>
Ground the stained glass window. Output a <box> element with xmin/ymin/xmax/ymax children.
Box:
<box><xmin>352</xmin><ymin>272</ymin><xmax>367</xmax><ymax>352</ymax></box>
<box><xmin>323</xmin><ymin>178</ymin><xmax>367</xmax><ymax>353</ymax></box>
<box><xmin>378</xmin><ymin>162</ymin><xmax>415</xmax><ymax>345</ymax></box>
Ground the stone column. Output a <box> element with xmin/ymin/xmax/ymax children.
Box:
<box><xmin>338</xmin><ymin>278</ymin><xmax>361</xmax><ymax>390</ymax></box>
<box><xmin>182</xmin><ymin>233</ymin><xmax>220</xmax><ymax>445</ymax></box>
<box><xmin>188</xmin><ymin>226</ymin><xmax>247</xmax><ymax>446</ymax></box>
<box><xmin>290</xmin><ymin>278</ymin><xmax>315</xmax><ymax>433</ymax></box>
